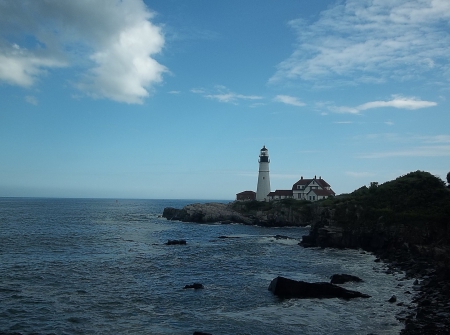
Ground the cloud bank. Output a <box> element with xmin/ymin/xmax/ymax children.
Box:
<box><xmin>271</xmin><ymin>0</ymin><xmax>450</xmax><ymax>85</ymax></box>
<box><xmin>0</xmin><ymin>0</ymin><xmax>166</xmax><ymax>104</ymax></box>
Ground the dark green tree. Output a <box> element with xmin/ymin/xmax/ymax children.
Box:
<box><xmin>447</xmin><ymin>171</ymin><xmax>450</xmax><ymax>186</ymax></box>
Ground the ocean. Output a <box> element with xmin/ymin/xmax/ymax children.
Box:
<box><xmin>0</xmin><ymin>198</ymin><xmax>414</xmax><ymax>335</ymax></box>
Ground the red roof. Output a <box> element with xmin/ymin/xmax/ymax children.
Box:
<box><xmin>236</xmin><ymin>191</ymin><xmax>256</xmax><ymax>196</ymax></box>
<box><xmin>292</xmin><ymin>177</ymin><xmax>330</xmax><ymax>190</ymax></box>
<box><xmin>308</xmin><ymin>188</ymin><xmax>335</xmax><ymax>196</ymax></box>
<box><xmin>236</xmin><ymin>190</ymin><xmax>256</xmax><ymax>201</ymax></box>
<box><xmin>268</xmin><ymin>190</ymin><xmax>293</xmax><ymax>197</ymax></box>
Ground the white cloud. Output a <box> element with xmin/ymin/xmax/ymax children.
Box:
<box><xmin>190</xmin><ymin>88</ymin><xmax>206</xmax><ymax>94</ymax></box>
<box><xmin>270</xmin><ymin>0</ymin><xmax>450</xmax><ymax>85</ymax></box>
<box><xmin>273</xmin><ymin>95</ymin><xmax>305</xmax><ymax>107</ymax></box>
<box><xmin>193</xmin><ymin>85</ymin><xmax>263</xmax><ymax>104</ymax></box>
<box><xmin>332</xmin><ymin>95</ymin><xmax>436</xmax><ymax>114</ymax></box>
<box><xmin>25</xmin><ymin>95</ymin><xmax>38</xmax><ymax>105</ymax></box>
<box><xmin>357</xmin><ymin>96</ymin><xmax>437</xmax><ymax>111</ymax></box>
<box><xmin>0</xmin><ymin>49</ymin><xmax>66</xmax><ymax>87</ymax></box>
<box><xmin>0</xmin><ymin>0</ymin><xmax>166</xmax><ymax>104</ymax></box>
<box><xmin>205</xmin><ymin>93</ymin><xmax>262</xmax><ymax>103</ymax></box>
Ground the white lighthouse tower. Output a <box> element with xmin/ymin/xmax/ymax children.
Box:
<box><xmin>256</xmin><ymin>145</ymin><xmax>271</xmax><ymax>201</ymax></box>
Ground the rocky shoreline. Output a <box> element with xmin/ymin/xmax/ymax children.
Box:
<box><xmin>162</xmin><ymin>200</ymin><xmax>310</xmax><ymax>227</ymax></box>
<box><xmin>163</xmin><ymin>196</ymin><xmax>450</xmax><ymax>335</ymax></box>
<box><xmin>300</xmin><ymin>217</ymin><xmax>450</xmax><ymax>334</ymax></box>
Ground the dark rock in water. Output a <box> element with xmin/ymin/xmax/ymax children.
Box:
<box><xmin>268</xmin><ymin>276</ymin><xmax>370</xmax><ymax>300</ymax></box>
<box><xmin>184</xmin><ymin>283</ymin><xmax>204</xmax><ymax>289</ymax></box>
<box><xmin>330</xmin><ymin>274</ymin><xmax>363</xmax><ymax>284</ymax></box>
<box><xmin>299</xmin><ymin>234</ymin><xmax>316</xmax><ymax>248</ymax></box>
<box><xmin>193</xmin><ymin>332</ymin><xmax>212</xmax><ymax>335</ymax></box>
<box><xmin>166</xmin><ymin>239</ymin><xmax>187</xmax><ymax>245</ymax></box>
<box><xmin>275</xmin><ymin>234</ymin><xmax>290</xmax><ymax>239</ymax></box>
<box><xmin>388</xmin><ymin>295</ymin><xmax>397</xmax><ymax>303</ymax></box>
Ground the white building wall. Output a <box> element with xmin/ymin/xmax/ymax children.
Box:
<box><xmin>256</xmin><ymin>161</ymin><xmax>270</xmax><ymax>201</ymax></box>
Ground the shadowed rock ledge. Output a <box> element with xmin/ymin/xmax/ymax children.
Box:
<box><xmin>162</xmin><ymin>200</ymin><xmax>311</xmax><ymax>227</ymax></box>
<box><xmin>163</xmin><ymin>203</ymin><xmax>253</xmax><ymax>224</ymax></box>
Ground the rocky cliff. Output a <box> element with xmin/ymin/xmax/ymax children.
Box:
<box><xmin>301</xmin><ymin>171</ymin><xmax>450</xmax><ymax>265</ymax></box>
<box><xmin>300</xmin><ymin>171</ymin><xmax>450</xmax><ymax>334</ymax></box>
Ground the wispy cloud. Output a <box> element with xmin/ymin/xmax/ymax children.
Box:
<box><xmin>357</xmin><ymin>96</ymin><xmax>437</xmax><ymax>111</ymax></box>
<box><xmin>359</xmin><ymin>145</ymin><xmax>450</xmax><ymax>158</ymax></box>
<box><xmin>192</xmin><ymin>85</ymin><xmax>263</xmax><ymax>104</ymax></box>
<box><xmin>331</xmin><ymin>95</ymin><xmax>436</xmax><ymax>114</ymax></box>
<box><xmin>270</xmin><ymin>0</ymin><xmax>450</xmax><ymax>85</ymax></box>
<box><xmin>420</xmin><ymin>135</ymin><xmax>450</xmax><ymax>143</ymax></box>
<box><xmin>205</xmin><ymin>93</ymin><xmax>262</xmax><ymax>103</ymax></box>
<box><xmin>273</xmin><ymin>95</ymin><xmax>305</xmax><ymax>107</ymax></box>
<box><xmin>190</xmin><ymin>88</ymin><xmax>205</xmax><ymax>94</ymax></box>
<box><xmin>25</xmin><ymin>95</ymin><xmax>38</xmax><ymax>105</ymax></box>
<box><xmin>0</xmin><ymin>0</ymin><xmax>166</xmax><ymax>104</ymax></box>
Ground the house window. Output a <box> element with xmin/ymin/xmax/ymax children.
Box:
<box><xmin>313</xmin><ymin>196</ymin><xmax>315</xmax><ymax>200</ymax></box>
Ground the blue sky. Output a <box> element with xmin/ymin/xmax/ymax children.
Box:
<box><xmin>0</xmin><ymin>0</ymin><xmax>449</xmax><ymax>200</ymax></box>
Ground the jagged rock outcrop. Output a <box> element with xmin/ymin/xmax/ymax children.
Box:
<box><xmin>162</xmin><ymin>203</ymin><xmax>253</xmax><ymax>224</ymax></box>
<box><xmin>163</xmin><ymin>200</ymin><xmax>311</xmax><ymax>226</ymax></box>
<box><xmin>268</xmin><ymin>276</ymin><xmax>370</xmax><ymax>300</ymax></box>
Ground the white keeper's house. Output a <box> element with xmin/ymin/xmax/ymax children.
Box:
<box><xmin>267</xmin><ymin>176</ymin><xmax>335</xmax><ymax>202</ymax></box>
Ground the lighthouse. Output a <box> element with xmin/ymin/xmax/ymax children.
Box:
<box><xmin>256</xmin><ymin>145</ymin><xmax>271</xmax><ymax>201</ymax></box>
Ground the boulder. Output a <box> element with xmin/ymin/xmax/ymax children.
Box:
<box><xmin>166</xmin><ymin>239</ymin><xmax>187</xmax><ymax>245</ymax></box>
<box><xmin>330</xmin><ymin>274</ymin><xmax>363</xmax><ymax>284</ymax></box>
<box><xmin>388</xmin><ymin>295</ymin><xmax>397</xmax><ymax>303</ymax></box>
<box><xmin>184</xmin><ymin>283</ymin><xmax>204</xmax><ymax>289</ymax></box>
<box><xmin>268</xmin><ymin>276</ymin><xmax>370</xmax><ymax>300</ymax></box>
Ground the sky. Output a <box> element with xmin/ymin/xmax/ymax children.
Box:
<box><xmin>0</xmin><ymin>0</ymin><xmax>449</xmax><ymax>200</ymax></box>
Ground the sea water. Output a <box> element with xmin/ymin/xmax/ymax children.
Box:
<box><xmin>0</xmin><ymin>198</ymin><xmax>414</xmax><ymax>335</ymax></box>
